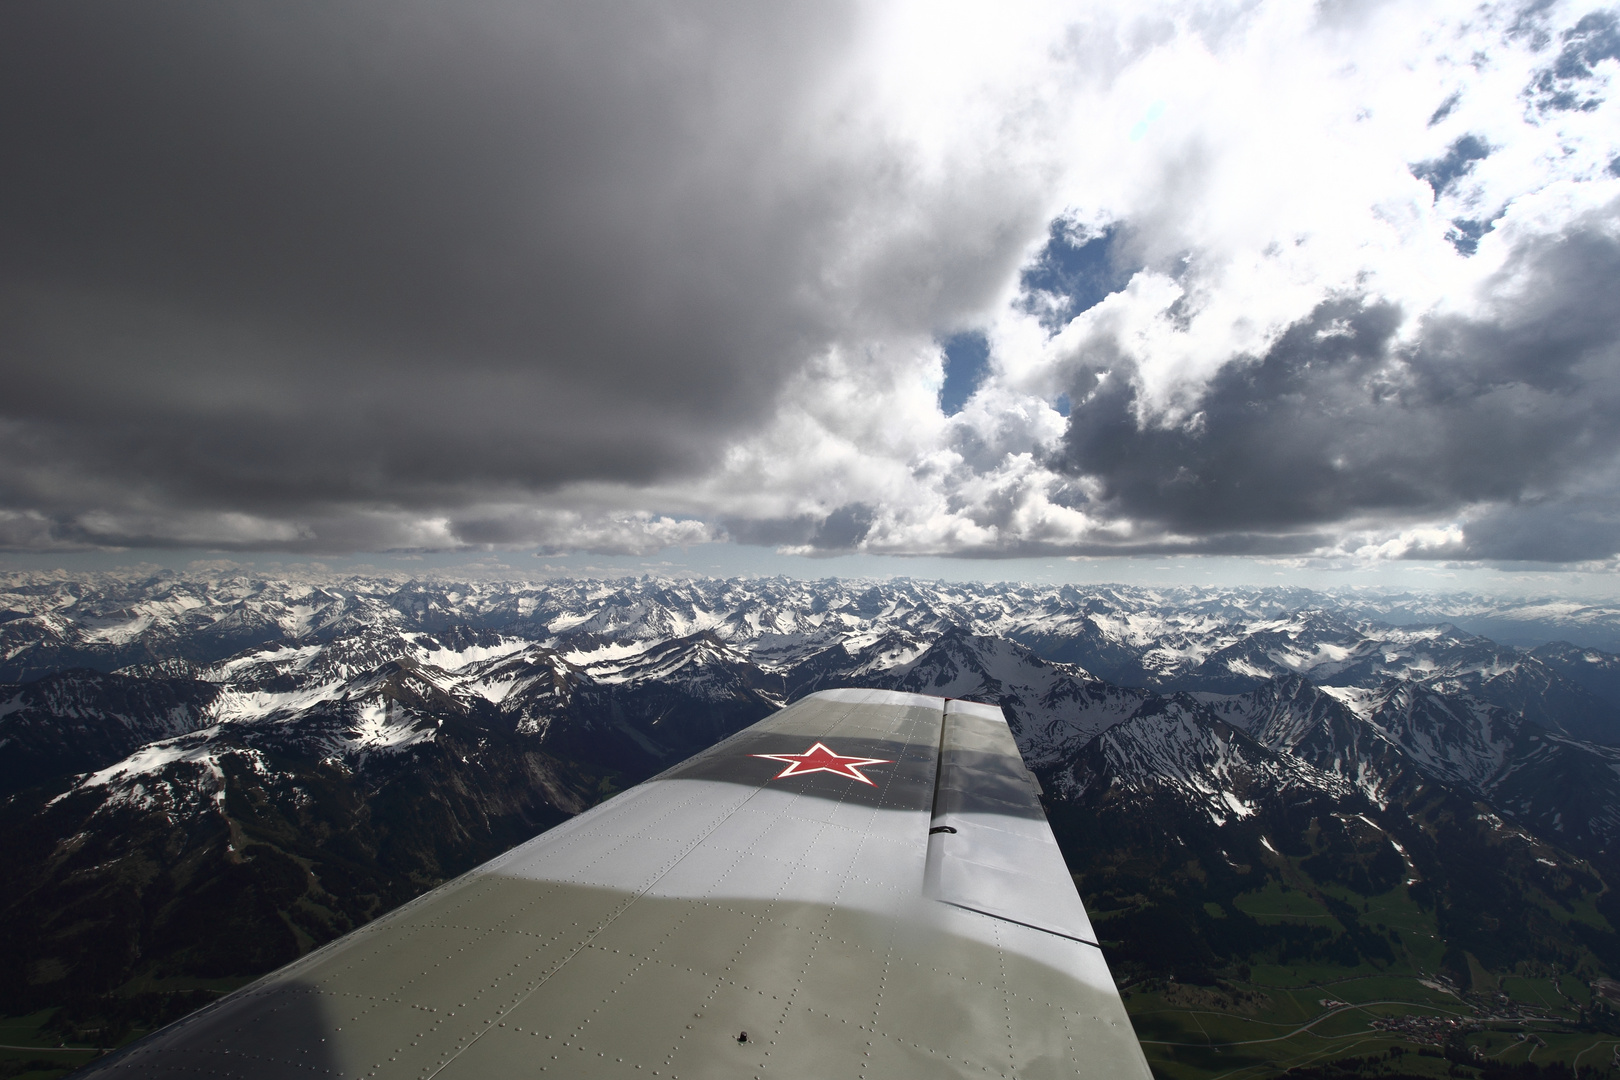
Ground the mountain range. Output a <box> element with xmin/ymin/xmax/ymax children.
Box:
<box><xmin>6</xmin><ymin>571</ymin><xmax>1620</xmax><ymax>1076</ymax></box>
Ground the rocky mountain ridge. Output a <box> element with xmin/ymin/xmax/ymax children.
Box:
<box><xmin>7</xmin><ymin>571</ymin><xmax>1620</xmax><ymax>687</ymax></box>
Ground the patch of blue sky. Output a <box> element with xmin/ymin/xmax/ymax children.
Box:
<box><xmin>1018</xmin><ymin>221</ymin><xmax>1135</xmax><ymax>332</ymax></box>
<box><xmin>1532</xmin><ymin>10</ymin><xmax>1620</xmax><ymax>112</ymax></box>
<box><xmin>939</xmin><ymin>331</ymin><xmax>991</xmax><ymax>415</ymax></box>
<box><xmin>1428</xmin><ymin>92</ymin><xmax>1461</xmax><ymax>126</ymax></box>
<box><xmin>1447</xmin><ymin>216</ymin><xmax>1496</xmax><ymax>257</ymax></box>
<box><xmin>1411</xmin><ymin>134</ymin><xmax>1491</xmax><ymax>199</ymax></box>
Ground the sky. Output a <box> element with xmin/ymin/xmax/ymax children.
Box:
<box><xmin>2</xmin><ymin>0</ymin><xmax>1619</xmax><ymax>592</ymax></box>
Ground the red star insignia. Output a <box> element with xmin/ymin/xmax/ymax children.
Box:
<box><xmin>749</xmin><ymin>742</ymin><xmax>895</xmax><ymax>786</ymax></box>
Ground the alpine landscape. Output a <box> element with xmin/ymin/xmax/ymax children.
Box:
<box><xmin>7</xmin><ymin>0</ymin><xmax>1620</xmax><ymax>1075</ymax></box>
<box><xmin>7</xmin><ymin>572</ymin><xmax>1620</xmax><ymax>1080</ymax></box>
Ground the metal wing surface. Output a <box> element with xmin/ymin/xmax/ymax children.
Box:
<box><xmin>80</xmin><ymin>689</ymin><xmax>1151</xmax><ymax>1080</ymax></box>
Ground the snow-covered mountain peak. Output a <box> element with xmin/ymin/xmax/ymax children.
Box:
<box><xmin>1067</xmin><ymin>695</ymin><xmax>1354</xmax><ymax>825</ymax></box>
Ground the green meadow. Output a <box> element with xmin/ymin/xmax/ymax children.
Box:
<box><xmin>1057</xmin><ymin>786</ymin><xmax>1620</xmax><ymax>1080</ymax></box>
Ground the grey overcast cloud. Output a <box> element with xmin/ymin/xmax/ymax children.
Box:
<box><xmin>3</xmin><ymin>0</ymin><xmax>1620</xmax><ymax>583</ymax></box>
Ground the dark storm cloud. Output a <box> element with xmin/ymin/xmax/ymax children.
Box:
<box><xmin>811</xmin><ymin>503</ymin><xmax>879</xmax><ymax>551</ymax></box>
<box><xmin>0</xmin><ymin>0</ymin><xmax>1036</xmax><ymax>550</ymax></box>
<box><xmin>1459</xmin><ymin>495</ymin><xmax>1620</xmax><ymax>563</ymax></box>
<box><xmin>722</xmin><ymin>503</ymin><xmax>876</xmax><ymax>555</ymax></box>
<box><xmin>1053</xmin><ymin>209</ymin><xmax>1620</xmax><ymax>560</ymax></box>
<box><xmin>0</xmin><ymin>0</ymin><xmax>824</xmax><ymax>514</ymax></box>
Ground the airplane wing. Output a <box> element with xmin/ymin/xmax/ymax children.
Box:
<box><xmin>78</xmin><ymin>689</ymin><xmax>1151</xmax><ymax>1079</ymax></box>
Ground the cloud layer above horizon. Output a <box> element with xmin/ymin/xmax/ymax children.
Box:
<box><xmin>2</xmin><ymin>0</ymin><xmax>1618</xmax><ymax>564</ymax></box>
